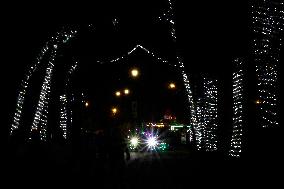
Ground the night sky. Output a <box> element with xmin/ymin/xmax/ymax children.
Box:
<box><xmin>0</xmin><ymin>0</ymin><xmax>247</xmax><ymax>141</ymax></box>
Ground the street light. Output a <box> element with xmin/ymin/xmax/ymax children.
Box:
<box><xmin>130</xmin><ymin>68</ymin><xmax>139</xmax><ymax>78</ymax></box>
<box><xmin>169</xmin><ymin>82</ymin><xmax>176</xmax><ymax>89</ymax></box>
<box><xmin>124</xmin><ymin>88</ymin><xmax>130</xmax><ymax>95</ymax></box>
<box><xmin>111</xmin><ymin>107</ymin><xmax>118</xmax><ymax>115</ymax></box>
<box><xmin>85</xmin><ymin>101</ymin><xmax>90</xmax><ymax>108</ymax></box>
<box><xmin>115</xmin><ymin>91</ymin><xmax>121</xmax><ymax>97</ymax></box>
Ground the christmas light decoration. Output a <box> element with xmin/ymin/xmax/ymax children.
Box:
<box><xmin>62</xmin><ymin>61</ymin><xmax>78</xmax><ymax>138</ymax></box>
<box><xmin>146</xmin><ymin>122</ymin><xmax>165</xmax><ymax>128</ymax></box>
<box><xmin>158</xmin><ymin>142</ymin><xmax>169</xmax><ymax>151</ymax></box>
<box><xmin>229</xmin><ymin>58</ymin><xmax>245</xmax><ymax>158</ymax></box>
<box><xmin>160</xmin><ymin>0</ymin><xmax>198</xmax><ymax>142</ymax></box>
<box><xmin>10</xmin><ymin>27</ymin><xmax>77</xmax><ymax>139</ymax></box>
<box><xmin>59</xmin><ymin>95</ymin><xmax>68</xmax><ymax>139</ymax></box>
<box><xmin>196</xmin><ymin>78</ymin><xmax>219</xmax><ymax>151</ymax></box>
<box><xmin>146</xmin><ymin>136</ymin><xmax>159</xmax><ymax>149</ymax></box>
<box><xmin>195</xmin><ymin>98</ymin><xmax>206</xmax><ymax>150</ymax></box>
<box><xmin>96</xmin><ymin>44</ymin><xmax>173</xmax><ymax>66</ymax></box>
<box><xmin>251</xmin><ymin>0</ymin><xmax>283</xmax><ymax>128</ymax></box>
<box><xmin>10</xmin><ymin>1</ymin><xmax>198</xmax><ymax>143</ymax></box>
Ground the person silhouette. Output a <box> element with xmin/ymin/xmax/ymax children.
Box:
<box><xmin>108</xmin><ymin>126</ymin><xmax>130</xmax><ymax>186</ymax></box>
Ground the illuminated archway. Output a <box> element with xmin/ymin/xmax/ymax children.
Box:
<box><xmin>10</xmin><ymin>1</ymin><xmax>198</xmax><ymax>145</ymax></box>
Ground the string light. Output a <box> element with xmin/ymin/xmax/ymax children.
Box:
<box><xmin>252</xmin><ymin>0</ymin><xmax>282</xmax><ymax>128</ymax></box>
<box><xmin>31</xmin><ymin>51</ymin><xmax>56</xmax><ymax>141</ymax></box>
<box><xmin>10</xmin><ymin>0</ymin><xmax>198</xmax><ymax>143</ymax></box>
<box><xmin>195</xmin><ymin>98</ymin><xmax>206</xmax><ymax>150</ymax></box>
<box><xmin>59</xmin><ymin>95</ymin><xmax>68</xmax><ymax>139</ymax></box>
<box><xmin>11</xmin><ymin>27</ymin><xmax>77</xmax><ymax>139</ymax></box>
<box><xmin>229</xmin><ymin>58</ymin><xmax>245</xmax><ymax>158</ymax></box>
<box><xmin>96</xmin><ymin>44</ymin><xmax>174</xmax><ymax>66</ymax></box>
<box><xmin>62</xmin><ymin>61</ymin><xmax>79</xmax><ymax>139</ymax></box>
<box><xmin>163</xmin><ymin>0</ymin><xmax>198</xmax><ymax>142</ymax></box>
<box><xmin>203</xmin><ymin>78</ymin><xmax>218</xmax><ymax>151</ymax></box>
<box><xmin>115</xmin><ymin>91</ymin><xmax>121</xmax><ymax>97</ymax></box>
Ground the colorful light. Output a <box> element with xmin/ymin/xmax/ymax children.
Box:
<box><xmin>195</xmin><ymin>77</ymin><xmax>218</xmax><ymax>151</ymax></box>
<box><xmin>10</xmin><ymin>26</ymin><xmax>77</xmax><ymax>139</ymax></box>
<box><xmin>147</xmin><ymin>136</ymin><xmax>158</xmax><ymax>148</ymax></box>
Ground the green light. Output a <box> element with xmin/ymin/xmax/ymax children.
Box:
<box><xmin>158</xmin><ymin>142</ymin><xmax>169</xmax><ymax>151</ymax></box>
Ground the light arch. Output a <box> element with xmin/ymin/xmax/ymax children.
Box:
<box><xmin>10</xmin><ymin>1</ymin><xmax>198</xmax><ymax>142</ymax></box>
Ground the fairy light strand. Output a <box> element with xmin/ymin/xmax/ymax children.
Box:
<box><xmin>11</xmin><ymin>27</ymin><xmax>77</xmax><ymax>138</ymax></box>
<box><xmin>164</xmin><ymin>0</ymin><xmax>198</xmax><ymax>143</ymax></box>
<box><xmin>203</xmin><ymin>78</ymin><xmax>218</xmax><ymax>151</ymax></box>
<box><xmin>11</xmin><ymin>1</ymin><xmax>198</xmax><ymax>143</ymax></box>
<box><xmin>252</xmin><ymin>0</ymin><xmax>283</xmax><ymax>128</ymax></box>
<box><xmin>59</xmin><ymin>95</ymin><xmax>68</xmax><ymax>139</ymax></box>
<box><xmin>229</xmin><ymin>58</ymin><xmax>244</xmax><ymax>158</ymax></box>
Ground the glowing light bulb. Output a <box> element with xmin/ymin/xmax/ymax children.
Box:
<box><xmin>131</xmin><ymin>68</ymin><xmax>139</xmax><ymax>78</ymax></box>
<box><xmin>85</xmin><ymin>101</ymin><xmax>89</xmax><ymax>108</ymax></box>
<box><xmin>124</xmin><ymin>89</ymin><xmax>130</xmax><ymax>95</ymax></box>
<box><xmin>112</xmin><ymin>107</ymin><xmax>118</xmax><ymax>115</ymax></box>
<box><xmin>115</xmin><ymin>91</ymin><xmax>121</xmax><ymax>97</ymax></box>
<box><xmin>169</xmin><ymin>82</ymin><xmax>176</xmax><ymax>89</ymax></box>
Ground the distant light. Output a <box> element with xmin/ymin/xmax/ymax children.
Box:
<box><xmin>85</xmin><ymin>102</ymin><xmax>90</xmax><ymax>108</ymax></box>
<box><xmin>169</xmin><ymin>82</ymin><xmax>176</xmax><ymax>89</ymax></box>
<box><xmin>115</xmin><ymin>91</ymin><xmax>121</xmax><ymax>97</ymax></box>
<box><xmin>124</xmin><ymin>89</ymin><xmax>130</xmax><ymax>95</ymax></box>
<box><xmin>131</xmin><ymin>68</ymin><xmax>139</xmax><ymax>78</ymax></box>
<box><xmin>112</xmin><ymin>107</ymin><xmax>118</xmax><ymax>114</ymax></box>
<box><xmin>130</xmin><ymin>137</ymin><xmax>139</xmax><ymax>147</ymax></box>
<box><xmin>147</xmin><ymin>137</ymin><xmax>158</xmax><ymax>148</ymax></box>
<box><xmin>256</xmin><ymin>100</ymin><xmax>261</xmax><ymax>104</ymax></box>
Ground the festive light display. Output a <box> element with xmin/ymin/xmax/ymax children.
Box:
<box><xmin>203</xmin><ymin>78</ymin><xmax>218</xmax><ymax>151</ymax></box>
<box><xmin>59</xmin><ymin>95</ymin><xmax>68</xmax><ymax>139</ymax></box>
<box><xmin>146</xmin><ymin>122</ymin><xmax>165</xmax><ymax>128</ymax></box>
<box><xmin>158</xmin><ymin>142</ymin><xmax>169</xmax><ymax>151</ymax></box>
<box><xmin>195</xmin><ymin>78</ymin><xmax>218</xmax><ymax>151</ymax></box>
<box><xmin>162</xmin><ymin>0</ymin><xmax>198</xmax><ymax>134</ymax></box>
<box><xmin>146</xmin><ymin>136</ymin><xmax>159</xmax><ymax>149</ymax></box>
<box><xmin>96</xmin><ymin>44</ymin><xmax>173</xmax><ymax>66</ymax></box>
<box><xmin>31</xmin><ymin>52</ymin><xmax>56</xmax><ymax>141</ymax></box>
<box><xmin>10</xmin><ymin>0</ymin><xmax>198</xmax><ymax>143</ymax></box>
<box><xmin>10</xmin><ymin>27</ymin><xmax>77</xmax><ymax>139</ymax></box>
<box><xmin>229</xmin><ymin>58</ymin><xmax>245</xmax><ymax>158</ymax></box>
<box><xmin>251</xmin><ymin>0</ymin><xmax>283</xmax><ymax>128</ymax></box>
<box><xmin>195</xmin><ymin>78</ymin><xmax>219</xmax><ymax>152</ymax></box>
<box><xmin>195</xmin><ymin>98</ymin><xmax>206</xmax><ymax>150</ymax></box>
<box><xmin>63</xmin><ymin>61</ymin><xmax>78</xmax><ymax>136</ymax></box>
